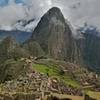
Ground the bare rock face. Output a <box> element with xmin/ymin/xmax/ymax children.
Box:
<box><xmin>30</xmin><ymin>7</ymin><xmax>81</xmax><ymax>63</ymax></box>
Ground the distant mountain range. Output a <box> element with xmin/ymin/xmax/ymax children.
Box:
<box><xmin>0</xmin><ymin>30</ymin><xmax>32</xmax><ymax>43</ymax></box>
<box><xmin>0</xmin><ymin>18</ymin><xmax>37</xmax><ymax>43</ymax></box>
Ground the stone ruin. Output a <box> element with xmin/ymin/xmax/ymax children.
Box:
<box><xmin>0</xmin><ymin>69</ymin><xmax>85</xmax><ymax>100</ymax></box>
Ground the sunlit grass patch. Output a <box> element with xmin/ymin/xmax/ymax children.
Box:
<box><xmin>33</xmin><ymin>63</ymin><xmax>80</xmax><ymax>87</ymax></box>
<box><xmin>87</xmin><ymin>91</ymin><xmax>100</xmax><ymax>100</ymax></box>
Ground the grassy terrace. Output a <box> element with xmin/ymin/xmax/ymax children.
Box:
<box><xmin>87</xmin><ymin>91</ymin><xmax>100</xmax><ymax>100</ymax></box>
<box><xmin>33</xmin><ymin>63</ymin><xmax>80</xmax><ymax>88</ymax></box>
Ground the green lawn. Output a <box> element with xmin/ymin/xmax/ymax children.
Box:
<box><xmin>87</xmin><ymin>91</ymin><xmax>100</xmax><ymax>100</ymax></box>
<box><xmin>33</xmin><ymin>63</ymin><xmax>80</xmax><ymax>87</ymax></box>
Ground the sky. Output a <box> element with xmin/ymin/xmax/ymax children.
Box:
<box><xmin>0</xmin><ymin>0</ymin><xmax>100</xmax><ymax>30</ymax></box>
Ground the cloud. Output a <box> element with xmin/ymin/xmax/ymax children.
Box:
<box><xmin>0</xmin><ymin>0</ymin><xmax>100</xmax><ymax>30</ymax></box>
<box><xmin>58</xmin><ymin>0</ymin><xmax>100</xmax><ymax>29</ymax></box>
<box><xmin>0</xmin><ymin>0</ymin><xmax>27</xmax><ymax>26</ymax></box>
<box><xmin>0</xmin><ymin>0</ymin><xmax>54</xmax><ymax>27</ymax></box>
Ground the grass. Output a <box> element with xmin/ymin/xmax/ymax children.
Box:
<box><xmin>33</xmin><ymin>64</ymin><xmax>59</xmax><ymax>76</ymax></box>
<box><xmin>61</xmin><ymin>76</ymin><xmax>80</xmax><ymax>87</ymax></box>
<box><xmin>33</xmin><ymin>63</ymin><xmax>80</xmax><ymax>87</ymax></box>
<box><xmin>87</xmin><ymin>91</ymin><xmax>100</xmax><ymax>100</ymax></box>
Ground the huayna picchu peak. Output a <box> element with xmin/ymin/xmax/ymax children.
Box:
<box><xmin>27</xmin><ymin>7</ymin><xmax>82</xmax><ymax>64</ymax></box>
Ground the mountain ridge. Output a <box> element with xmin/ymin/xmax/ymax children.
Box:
<box><xmin>0</xmin><ymin>30</ymin><xmax>32</xmax><ymax>43</ymax></box>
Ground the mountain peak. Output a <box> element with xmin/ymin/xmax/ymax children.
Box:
<box><xmin>47</xmin><ymin>7</ymin><xmax>62</xmax><ymax>14</ymax></box>
<box><xmin>29</xmin><ymin>7</ymin><xmax>81</xmax><ymax>63</ymax></box>
<box><xmin>43</xmin><ymin>7</ymin><xmax>65</xmax><ymax>23</ymax></box>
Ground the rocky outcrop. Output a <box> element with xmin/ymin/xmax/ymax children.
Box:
<box><xmin>29</xmin><ymin>7</ymin><xmax>81</xmax><ymax>63</ymax></box>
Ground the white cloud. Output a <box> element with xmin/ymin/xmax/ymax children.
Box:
<box><xmin>0</xmin><ymin>0</ymin><xmax>100</xmax><ymax>30</ymax></box>
<box><xmin>61</xmin><ymin>0</ymin><xmax>100</xmax><ymax>29</ymax></box>
<box><xmin>0</xmin><ymin>0</ymin><xmax>27</xmax><ymax>26</ymax></box>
